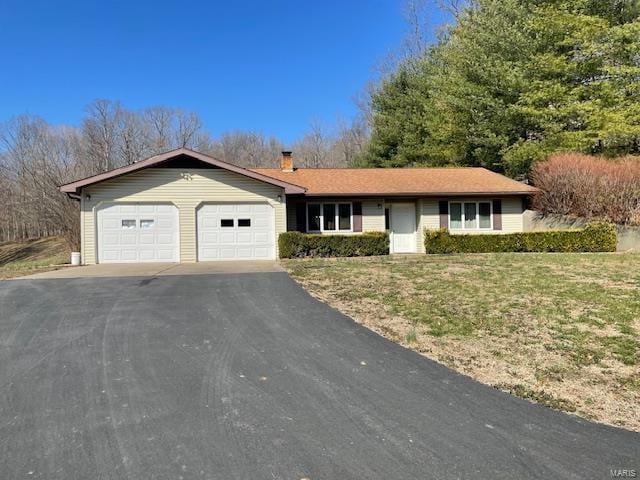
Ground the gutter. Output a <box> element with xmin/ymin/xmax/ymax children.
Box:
<box><xmin>296</xmin><ymin>191</ymin><xmax>539</xmax><ymax>197</ymax></box>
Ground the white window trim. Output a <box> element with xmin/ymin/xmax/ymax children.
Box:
<box><xmin>307</xmin><ymin>202</ymin><xmax>353</xmax><ymax>233</ymax></box>
<box><xmin>448</xmin><ymin>201</ymin><xmax>493</xmax><ymax>231</ymax></box>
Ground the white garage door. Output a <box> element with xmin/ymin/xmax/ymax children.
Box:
<box><xmin>97</xmin><ymin>203</ymin><xmax>179</xmax><ymax>263</ymax></box>
<box><xmin>197</xmin><ymin>203</ymin><xmax>275</xmax><ymax>261</ymax></box>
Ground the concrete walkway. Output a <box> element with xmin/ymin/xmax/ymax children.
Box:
<box><xmin>16</xmin><ymin>261</ymin><xmax>283</xmax><ymax>279</ymax></box>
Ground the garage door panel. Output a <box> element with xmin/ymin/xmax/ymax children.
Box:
<box><xmin>103</xmin><ymin>234</ymin><xmax>119</xmax><ymax>246</ymax></box>
<box><xmin>202</xmin><ymin>232</ymin><xmax>218</xmax><ymax>243</ymax></box>
<box><xmin>97</xmin><ymin>203</ymin><xmax>179</xmax><ymax>263</ymax></box>
<box><xmin>201</xmin><ymin>248</ymin><xmax>219</xmax><ymax>259</ymax></box>
<box><xmin>254</xmin><ymin>232</ymin><xmax>269</xmax><ymax>243</ymax></box>
<box><xmin>121</xmin><ymin>234</ymin><xmax>137</xmax><ymax>245</ymax></box>
<box><xmin>138</xmin><ymin>205</ymin><xmax>155</xmax><ymax>214</ymax></box>
<box><xmin>219</xmin><ymin>247</ymin><xmax>236</xmax><ymax>257</ymax></box>
<box><xmin>157</xmin><ymin>233</ymin><xmax>174</xmax><ymax>244</ymax></box>
<box><xmin>202</xmin><ymin>217</ymin><xmax>219</xmax><ymax>228</ymax></box>
<box><xmin>101</xmin><ymin>250</ymin><xmax>119</xmax><ymax>261</ymax></box>
<box><xmin>197</xmin><ymin>203</ymin><xmax>275</xmax><ymax>261</ymax></box>
<box><xmin>156</xmin><ymin>250</ymin><xmax>175</xmax><ymax>261</ymax></box>
<box><xmin>219</xmin><ymin>232</ymin><xmax>236</xmax><ymax>243</ymax></box>
<box><xmin>138</xmin><ymin>249</ymin><xmax>156</xmax><ymax>261</ymax></box>
<box><xmin>155</xmin><ymin>204</ymin><xmax>174</xmax><ymax>213</ymax></box>
<box><xmin>103</xmin><ymin>218</ymin><xmax>119</xmax><ymax>229</ymax></box>
<box><xmin>139</xmin><ymin>233</ymin><xmax>155</xmax><ymax>244</ymax></box>
<box><xmin>253</xmin><ymin>218</ymin><xmax>269</xmax><ymax>228</ymax></box>
<box><xmin>120</xmin><ymin>250</ymin><xmax>138</xmax><ymax>261</ymax></box>
<box><xmin>155</xmin><ymin>218</ymin><xmax>172</xmax><ymax>228</ymax></box>
<box><xmin>119</xmin><ymin>205</ymin><xmax>137</xmax><ymax>214</ymax></box>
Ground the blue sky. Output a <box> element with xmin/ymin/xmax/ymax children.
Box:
<box><xmin>0</xmin><ymin>0</ymin><xmax>446</xmax><ymax>143</ymax></box>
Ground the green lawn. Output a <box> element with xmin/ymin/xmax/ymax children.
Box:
<box><xmin>284</xmin><ymin>253</ymin><xmax>640</xmax><ymax>430</ymax></box>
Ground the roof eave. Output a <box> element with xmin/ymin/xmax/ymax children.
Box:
<box><xmin>58</xmin><ymin>148</ymin><xmax>306</xmax><ymax>195</ymax></box>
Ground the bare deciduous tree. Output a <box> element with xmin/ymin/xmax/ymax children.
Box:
<box><xmin>82</xmin><ymin>99</ymin><xmax>123</xmax><ymax>172</ymax></box>
<box><xmin>0</xmin><ymin>103</ymin><xmax>217</xmax><ymax>248</ymax></box>
<box><xmin>0</xmin><ymin>100</ymin><xmax>370</xmax><ymax>249</ymax></box>
<box><xmin>0</xmin><ymin>116</ymin><xmax>86</xmax><ymax>248</ymax></box>
<box><xmin>293</xmin><ymin>120</ymin><xmax>329</xmax><ymax>168</ymax></box>
<box><xmin>210</xmin><ymin>131</ymin><xmax>284</xmax><ymax>167</ymax></box>
<box><xmin>143</xmin><ymin>106</ymin><xmax>173</xmax><ymax>153</ymax></box>
<box><xmin>293</xmin><ymin>117</ymin><xmax>369</xmax><ymax>168</ymax></box>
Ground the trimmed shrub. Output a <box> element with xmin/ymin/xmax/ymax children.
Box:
<box><xmin>279</xmin><ymin>231</ymin><xmax>389</xmax><ymax>258</ymax></box>
<box><xmin>424</xmin><ymin>221</ymin><xmax>617</xmax><ymax>254</ymax></box>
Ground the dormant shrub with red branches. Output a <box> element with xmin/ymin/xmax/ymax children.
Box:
<box><xmin>531</xmin><ymin>154</ymin><xmax>640</xmax><ymax>225</ymax></box>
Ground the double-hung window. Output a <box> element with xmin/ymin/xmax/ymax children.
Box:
<box><xmin>449</xmin><ymin>201</ymin><xmax>492</xmax><ymax>230</ymax></box>
<box><xmin>307</xmin><ymin>202</ymin><xmax>352</xmax><ymax>232</ymax></box>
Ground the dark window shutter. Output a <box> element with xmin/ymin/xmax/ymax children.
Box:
<box><xmin>493</xmin><ymin>199</ymin><xmax>502</xmax><ymax>230</ymax></box>
<box><xmin>295</xmin><ymin>201</ymin><xmax>307</xmax><ymax>232</ymax></box>
<box><xmin>352</xmin><ymin>201</ymin><xmax>362</xmax><ymax>232</ymax></box>
<box><xmin>438</xmin><ymin>201</ymin><xmax>449</xmax><ymax>229</ymax></box>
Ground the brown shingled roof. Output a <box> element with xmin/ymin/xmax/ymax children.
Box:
<box><xmin>251</xmin><ymin>167</ymin><xmax>537</xmax><ymax>196</ymax></box>
<box><xmin>58</xmin><ymin>148</ymin><xmax>537</xmax><ymax>197</ymax></box>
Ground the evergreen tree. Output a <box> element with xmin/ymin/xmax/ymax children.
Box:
<box><xmin>363</xmin><ymin>0</ymin><xmax>640</xmax><ymax>177</ymax></box>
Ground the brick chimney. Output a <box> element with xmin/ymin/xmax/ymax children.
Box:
<box><xmin>280</xmin><ymin>151</ymin><xmax>294</xmax><ymax>172</ymax></box>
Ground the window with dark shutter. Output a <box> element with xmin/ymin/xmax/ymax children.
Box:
<box><xmin>352</xmin><ymin>202</ymin><xmax>362</xmax><ymax>232</ymax></box>
<box><xmin>295</xmin><ymin>202</ymin><xmax>307</xmax><ymax>232</ymax></box>
<box><xmin>492</xmin><ymin>199</ymin><xmax>502</xmax><ymax>230</ymax></box>
<box><xmin>438</xmin><ymin>201</ymin><xmax>449</xmax><ymax>229</ymax></box>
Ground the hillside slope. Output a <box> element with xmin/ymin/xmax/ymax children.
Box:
<box><xmin>0</xmin><ymin>237</ymin><xmax>69</xmax><ymax>279</ymax></box>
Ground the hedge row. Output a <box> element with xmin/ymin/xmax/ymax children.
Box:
<box><xmin>424</xmin><ymin>221</ymin><xmax>617</xmax><ymax>254</ymax></box>
<box><xmin>279</xmin><ymin>231</ymin><xmax>389</xmax><ymax>258</ymax></box>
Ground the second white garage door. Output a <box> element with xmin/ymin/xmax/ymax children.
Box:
<box><xmin>197</xmin><ymin>203</ymin><xmax>275</xmax><ymax>261</ymax></box>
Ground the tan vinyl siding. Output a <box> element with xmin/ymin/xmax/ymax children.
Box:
<box><xmin>421</xmin><ymin>197</ymin><xmax>524</xmax><ymax>234</ymax></box>
<box><xmin>80</xmin><ymin>195</ymin><xmax>88</xmax><ymax>262</ymax></box>
<box><xmin>422</xmin><ymin>199</ymin><xmax>441</xmax><ymax>230</ymax></box>
<box><xmin>416</xmin><ymin>199</ymin><xmax>425</xmax><ymax>253</ymax></box>
<box><xmin>501</xmin><ymin>197</ymin><xmax>524</xmax><ymax>232</ymax></box>
<box><xmin>362</xmin><ymin>200</ymin><xmax>385</xmax><ymax>232</ymax></box>
<box><xmin>81</xmin><ymin>168</ymin><xmax>285</xmax><ymax>264</ymax></box>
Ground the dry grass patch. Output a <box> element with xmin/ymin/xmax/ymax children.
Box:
<box><xmin>0</xmin><ymin>237</ymin><xmax>69</xmax><ymax>279</ymax></box>
<box><xmin>283</xmin><ymin>253</ymin><xmax>640</xmax><ymax>431</ymax></box>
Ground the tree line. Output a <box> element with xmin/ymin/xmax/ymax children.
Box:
<box><xmin>0</xmin><ymin>100</ymin><xmax>369</xmax><ymax>246</ymax></box>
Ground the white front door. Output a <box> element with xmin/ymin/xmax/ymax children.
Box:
<box><xmin>197</xmin><ymin>203</ymin><xmax>275</xmax><ymax>261</ymax></box>
<box><xmin>97</xmin><ymin>203</ymin><xmax>180</xmax><ymax>263</ymax></box>
<box><xmin>390</xmin><ymin>203</ymin><xmax>417</xmax><ymax>253</ymax></box>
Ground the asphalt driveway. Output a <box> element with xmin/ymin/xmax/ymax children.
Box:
<box><xmin>0</xmin><ymin>272</ymin><xmax>637</xmax><ymax>479</ymax></box>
